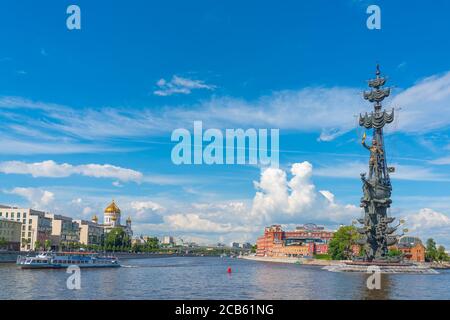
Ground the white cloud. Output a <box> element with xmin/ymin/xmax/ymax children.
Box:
<box><xmin>406</xmin><ymin>208</ymin><xmax>450</xmax><ymax>231</ymax></box>
<box><xmin>391</xmin><ymin>72</ymin><xmax>450</xmax><ymax>133</ymax></box>
<box><xmin>163</xmin><ymin>213</ymin><xmax>250</xmax><ymax>233</ymax></box>
<box><xmin>250</xmin><ymin>161</ymin><xmax>360</xmax><ymax>225</ymax></box>
<box><xmin>402</xmin><ymin>208</ymin><xmax>450</xmax><ymax>247</ymax></box>
<box><xmin>2</xmin><ymin>70</ymin><xmax>450</xmax><ymax>151</ymax></box>
<box><xmin>82</xmin><ymin>206</ymin><xmax>93</xmax><ymax>216</ymax></box>
<box><xmin>7</xmin><ymin>187</ymin><xmax>55</xmax><ymax>209</ymax></box>
<box><xmin>131</xmin><ymin>200</ymin><xmax>164</xmax><ymax>212</ymax></box>
<box><xmin>0</xmin><ymin>160</ymin><xmax>143</xmax><ymax>183</ymax></box>
<box><xmin>153</xmin><ymin>75</ymin><xmax>216</xmax><ymax>96</ymax></box>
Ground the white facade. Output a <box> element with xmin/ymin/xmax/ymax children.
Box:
<box><xmin>0</xmin><ymin>206</ymin><xmax>52</xmax><ymax>251</ymax></box>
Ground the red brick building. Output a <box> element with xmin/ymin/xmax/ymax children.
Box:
<box><xmin>256</xmin><ymin>224</ymin><xmax>334</xmax><ymax>257</ymax></box>
<box><xmin>390</xmin><ymin>236</ymin><xmax>426</xmax><ymax>262</ymax></box>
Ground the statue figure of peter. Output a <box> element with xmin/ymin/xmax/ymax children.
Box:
<box><xmin>362</xmin><ymin>133</ymin><xmax>383</xmax><ymax>179</ymax></box>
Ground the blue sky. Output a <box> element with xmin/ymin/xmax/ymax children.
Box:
<box><xmin>1</xmin><ymin>0</ymin><xmax>450</xmax><ymax>246</ymax></box>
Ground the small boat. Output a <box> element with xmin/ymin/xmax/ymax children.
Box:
<box><xmin>16</xmin><ymin>252</ymin><xmax>121</xmax><ymax>269</ymax></box>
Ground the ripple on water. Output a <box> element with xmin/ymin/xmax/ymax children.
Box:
<box><xmin>0</xmin><ymin>257</ymin><xmax>449</xmax><ymax>300</ymax></box>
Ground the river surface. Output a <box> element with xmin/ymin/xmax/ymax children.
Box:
<box><xmin>0</xmin><ymin>256</ymin><xmax>449</xmax><ymax>300</ymax></box>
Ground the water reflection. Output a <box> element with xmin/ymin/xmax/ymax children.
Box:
<box><xmin>0</xmin><ymin>257</ymin><xmax>448</xmax><ymax>300</ymax></box>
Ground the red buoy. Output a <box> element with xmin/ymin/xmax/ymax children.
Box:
<box><xmin>227</xmin><ymin>267</ymin><xmax>232</xmax><ymax>273</ymax></box>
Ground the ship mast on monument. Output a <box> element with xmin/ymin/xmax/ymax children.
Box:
<box><xmin>356</xmin><ymin>64</ymin><xmax>400</xmax><ymax>263</ymax></box>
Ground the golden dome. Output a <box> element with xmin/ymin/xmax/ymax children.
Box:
<box><xmin>104</xmin><ymin>200</ymin><xmax>121</xmax><ymax>214</ymax></box>
<box><xmin>92</xmin><ymin>215</ymin><xmax>98</xmax><ymax>222</ymax></box>
<box><xmin>126</xmin><ymin>216</ymin><xmax>132</xmax><ymax>223</ymax></box>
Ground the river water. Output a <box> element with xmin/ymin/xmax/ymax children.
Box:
<box><xmin>0</xmin><ymin>256</ymin><xmax>449</xmax><ymax>300</ymax></box>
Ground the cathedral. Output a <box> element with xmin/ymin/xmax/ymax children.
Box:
<box><xmin>93</xmin><ymin>200</ymin><xmax>133</xmax><ymax>238</ymax></box>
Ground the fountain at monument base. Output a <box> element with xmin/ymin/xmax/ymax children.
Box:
<box><xmin>323</xmin><ymin>263</ymin><xmax>438</xmax><ymax>274</ymax></box>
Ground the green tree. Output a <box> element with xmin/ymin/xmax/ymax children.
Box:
<box><xmin>426</xmin><ymin>238</ymin><xmax>438</xmax><ymax>262</ymax></box>
<box><xmin>44</xmin><ymin>240</ymin><xmax>52</xmax><ymax>251</ymax></box>
<box><xmin>105</xmin><ymin>228</ymin><xmax>131</xmax><ymax>251</ymax></box>
<box><xmin>131</xmin><ymin>243</ymin><xmax>142</xmax><ymax>253</ymax></box>
<box><xmin>388</xmin><ymin>248</ymin><xmax>402</xmax><ymax>257</ymax></box>
<box><xmin>145</xmin><ymin>237</ymin><xmax>159</xmax><ymax>250</ymax></box>
<box><xmin>34</xmin><ymin>240</ymin><xmax>42</xmax><ymax>251</ymax></box>
<box><xmin>0</xmin><ymin>237</ymin><xmax>7</xmax><ymax>249</ymax></box>
<box><xmin>437</xmin><ymin>245</ymin><xmax>449</xmax><ymax>262</ymax></box>
<box><xmin>328</xmin><ymin>226</ymin><xmax>360</xmax><ymax>260</ymax></box>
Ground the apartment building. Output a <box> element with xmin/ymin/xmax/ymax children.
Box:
<box><xmin>0</xmin><ymin>206</ymin><xmax>52</xmax><ymax>251</ymax></box>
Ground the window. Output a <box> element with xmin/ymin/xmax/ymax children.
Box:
<box><xmin>29</xmin><ymin>219</ymin><xmax>32</xmax><ymax>224</ymax></box>
<box><xmin>23</xmin><ymin>212</ymin><xmax>27</xmax><ymax>218</ymax></box>
<box><xmin>11</xmin><ymin>213</ymin><xmax>14</xmax><ymax>218</ymax></box>
<box><xmin>17</xmin><ymin>212</ymin><xmax>21</xmax><ymax>218</ymax></box>
<box><xmin>0</xmin><ymin>212</ymin><xmax>2</xmax><ymax>217</ymax></box>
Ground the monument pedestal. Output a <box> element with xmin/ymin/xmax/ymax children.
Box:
<box><xmin>323</xmin><ymin>262</ymin><xmax>438</xmax><ymax>274</ymax></box>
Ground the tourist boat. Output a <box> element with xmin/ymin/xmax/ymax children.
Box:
<box><xmin>16</xmin><ymin>252</ymin><xmax>121</xmax><ymax>269</ymax></box>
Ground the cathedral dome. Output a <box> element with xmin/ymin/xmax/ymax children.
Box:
<box><xmin>104</xmin><ymin>200</ymin><xmax>121</xmax><ymax>215</ymax></box>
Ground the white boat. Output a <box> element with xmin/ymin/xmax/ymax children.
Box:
<box><xmin>16</xmin><ymin>252</ymin><xmax>121</xmax><ymax>269</ymax></box>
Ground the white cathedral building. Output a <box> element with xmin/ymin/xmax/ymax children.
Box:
<box><xmin>93</xmin><ymin>200</ymin><xmax>133</xmax><ymax>238</ymax></box>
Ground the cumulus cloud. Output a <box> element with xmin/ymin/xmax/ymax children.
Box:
<box><xmin>7</xmin><ymin>187</ymin><xmax>55</xmax><ymax>209</ymax></box>
<box><xmin>164</xmin><ymin>213</ymin><xmax>251</xmax><ymax>233</ymax></box>
<box><xmin>250</xmin><ymin>161</ymin><xmax>360</xmax><ymax>225</ymax></box>
<box><xmin>153</xmin><ymin>75</ymin><xmax>216</xmax><ymax>96</ymax></box>
<box><xmin>402</xmin><ymin>208</ymin><xmax>450</xmax><ymax>247</ymax></box>
<box><xmin>406</xmin><ymin>208</ymin><xmax>450</xmax><ymax>231</ymax></box>
<box><xmin>131</xmin><ymin>200</ymin><xmax>164</xmax><ymax>212</ymax></box>
<box><xmin>0</xmin><ymin>160</ymin><xmax>143</xmax><ymax>182</ymax></box>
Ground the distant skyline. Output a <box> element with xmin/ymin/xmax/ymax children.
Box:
<box><xmin>1</xmin><ymin>0</ymin><xmax>450</xmax><ymax>246</ymax></box>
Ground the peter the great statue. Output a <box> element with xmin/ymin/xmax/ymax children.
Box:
<box><xmin>355</xmin><ymin>65</ymin><xmax>401</xmax><ymax>263</ymax></box>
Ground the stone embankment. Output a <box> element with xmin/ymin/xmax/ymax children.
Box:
<box><xmin>0</xmin><ymin>251</ymin><xmax>20</xmax><ymax>263</ymax></box>
<box><xmin>241</xmin><ymin>255</ymin><xmax>341</xmax><ymax>266</ymax></box>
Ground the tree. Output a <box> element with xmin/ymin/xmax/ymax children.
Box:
<box><xmin>34</xmin><ymin>240</ymin><xmax>42</xmax><ymax>251</ymax></box>
<box><xmin>44</xmin><ymin>240</ymin><xmax>52</xmax><ymax>251</ymax></box>
<box><xmin>426</xmin><ymin>238</ymin><xmax>438</xmax><ymax>262</ymax></box>
<box><xmin>0</xmin><ymin>237</ymin><xmax>7</xmax><ymax>249</ymax></box>
<box><xmin>105</xmin><ymin>228</ymin><xmax>131</xmax><ymax>251</ymax></box>
<box><xmin>437</xmin><ymin>245</ymin><xmax>449</xmax><ymax>262</ymax></box>
<box><xmin>145</xmin><ymin>237</ymin><xmax>159</xmax><ymax>250</ymax></box>
<box><xmin>388</xmin><ymin>248</ymin><xmax>402</xmax><ymax>257</ymax></box>
<box><xmin>328</xmin><ymin>226</ymin><xmax>360</xmax><ymax>260</ymax></box>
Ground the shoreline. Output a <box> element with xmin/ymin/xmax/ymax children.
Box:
<box><xmin>241</xmin><ymin>255</ymin><xmax>341</xmax><ymax>266</ymax></box>
<box><xmin>0</xmin><ymin>251</ymin><xmax>227</xmax><ymax>263</ymax></box>
<box><xmin>241</xmin><ymin>255</ymin><xmax>450</xmax><ymax>270</ymax></box>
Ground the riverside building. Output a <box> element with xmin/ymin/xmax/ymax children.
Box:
<box><xmin>45</xmin><ymin>213</ymin><xmax>80</xmax><ymax>251</ymax></box>
<box><xmin>0</xmin><ymin>217</ymin><xmax>21</xmax><ymax>251</ymax></box>
<box><xmin>256</xmin><ymin>224</ymin><xmax>334</xmax><ymax>258</ymax></box>
<box><xmin>74</xmin><ymin>217</ymin><xmax>104</xmax><ymax>247</ymax></box>
<box><xmin>390</xmin><ymin>236</ymin><xmax>426</xmax><ymax>262</ymax></box>
<box><xmin>0</xmin><ymin>206</ymin><xmax>52</xmax><ymax>251</ymax></box>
